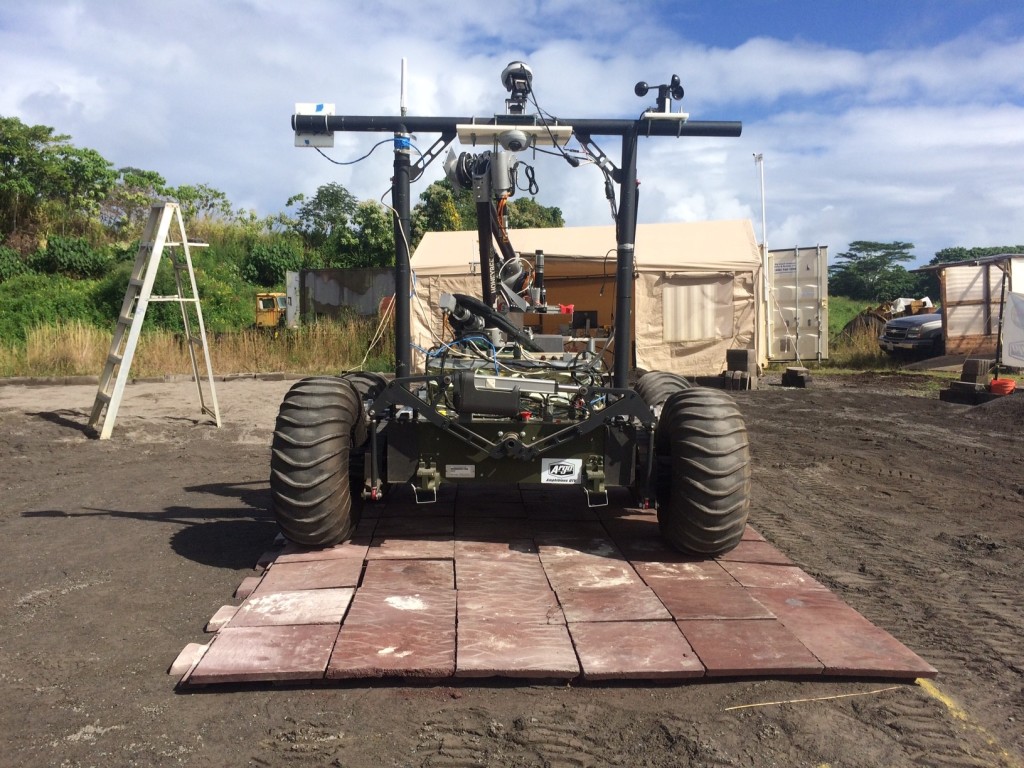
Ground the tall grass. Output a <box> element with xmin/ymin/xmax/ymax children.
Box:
<box><xmin>826</xmin><ymin>323</ymin><xmax>902</xmax><ymax>370</ymax></box>
<box><xmin>0</xmin><ymin>317</ymin><xmax>395</xmax><ymax>378</ymax></box>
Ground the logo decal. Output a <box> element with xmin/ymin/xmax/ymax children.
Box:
<box><xmin>541</xmin><ymin>458</ymin><xmax>583</xmax><ymax>484</ymax></box>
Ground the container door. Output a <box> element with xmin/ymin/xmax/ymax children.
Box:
<box><xmin>766</xmin><ymin>246</ymin><xmax>829</xmax><ymax>361</ymax></box>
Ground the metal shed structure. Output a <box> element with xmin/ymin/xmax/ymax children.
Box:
<box><xmin>916</xmin><ymin>253</ymin><xmax>1024</xmax><ymax>357</ymax></box>
<box><xmin>409</xmin><ymin>220</ymin><xmax>765</xmax><ymax>376</ymax></box>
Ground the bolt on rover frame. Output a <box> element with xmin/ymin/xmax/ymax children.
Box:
<box><xmin>272</xmin><ymin>62</ymin><xmax>752</xmax><ymax>556</ymax></box>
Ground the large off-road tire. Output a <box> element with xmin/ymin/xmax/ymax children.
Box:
<box><xmin>270</xmin><ymin>376</ymin><xmax>365</xmax><ymax>547</ymax></box>
<box><xmin>654</xmin><ymin>387</ymin><xmax>751</xmax><ymax>556</ymax></box>
<box><xmin>636</xmin><ymin>370</ymin><xmax>692</xmax><ymax>410</ymax></box>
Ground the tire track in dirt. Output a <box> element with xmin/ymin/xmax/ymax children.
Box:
<box><xmin>738</xmin><ymin>389</ymin><xmax>1024</xmax><ymax>765</ymax></box>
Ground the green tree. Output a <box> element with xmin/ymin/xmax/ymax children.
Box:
<box><xmin>31</xmin><ymin>236</ymin><xmax>110</xmax><ymax>278</ymax></box>
<box><xmin>411</xmin><ymin>179</ymin><xmax>564</xmax><ymax>247</ymax></box>
<box><xmin>0</xmin><ymin>117</ymin><xmax>114</xmax><ymax>238</ymax></box>
<box><xmin>169</xmin><ymin>183</ymin><xmax>232</xmax><ymax>224</ymax></box>
<box><xmin>100</xmin><ymin>167</ymin><xmax>168</xmax><ymax>235</ymax></box>
<box><xmin>241</xmin><ymin>239</ymin><xmax>304</xmax><ymax>287</ymax></box>
<box><xmin>347</xmin><ymin>200</ymin><xmax>394</xmax><ymax>268</ymax></box>
<box><xmin>287</xmin><ymin>182</ymin><xmax>357</xmax><ymax>250</ymax></box>
<box><xmin>47</xmin><ymin>145</ymin><xmax>116</xmax><ymax>234</ymax></box>
<box><xmin>0</xmin><ymin>245</ymin><xmax>30</xmax><ymax>282</ymax></box>
<box><xmin>411</xmin><ymin>180</ymin><xmax>464</xmax><ymax>246</ymax></box>
<box><xmin>507</xmin><ymin>196</ymin><xmax>564</xmax><ymax>229</ymax></box>
<box><xmin>828</xmin><ymin>241</ymin><xmax>919</xmax><ymax>302</ymax></box>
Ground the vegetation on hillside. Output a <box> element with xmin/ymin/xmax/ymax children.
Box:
<box><xmin>1</xmin><ymin>114</ymin><xmax>1019</xmax><ymax>376</ymax></box>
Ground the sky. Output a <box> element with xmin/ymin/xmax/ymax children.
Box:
<box><xmin>2</xmin><ymin>0</ymin><xmax>1023</xmax><ymax>266</ymax></box>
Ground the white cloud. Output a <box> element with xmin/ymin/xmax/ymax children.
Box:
<box><xmin>1</xmin><ymin>0</ymin><xmax>1022</xmax><ymax>266</ymax></box>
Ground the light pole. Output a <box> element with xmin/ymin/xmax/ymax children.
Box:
<box><xmin>754</xmin><ymin>153</ymin><xmax>771</xmax><ymax>358</ymax></box>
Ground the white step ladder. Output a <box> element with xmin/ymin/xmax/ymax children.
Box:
<box><xmin>88</xmin><ymin>202</ymin><xmax>221</xmax><ymax>439</ymax></box>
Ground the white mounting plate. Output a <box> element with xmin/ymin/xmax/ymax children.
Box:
<box><xmin>456</xmin><ymin>123</ymin><xmax>573</xmax><ymax>147</ymax></box>
<box><xmin>641</xmin><ymin>111</ymin><xmax>690</xmax><ymax>122</ymax></box>
<box><xmin>294</xmin><ymin>102</ymin><xmax>335</xmax><ymax>147</ymax></box>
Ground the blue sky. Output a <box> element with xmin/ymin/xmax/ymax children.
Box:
<box><xmin>2</xmin><ymin>0</ymin><xmax>1023</xmax><ymax>268</ymax></box>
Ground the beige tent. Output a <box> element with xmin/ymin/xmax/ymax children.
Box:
<box><xmin>410</xmin><ymin>220</ymin><xmax>765</xmax><ymax>376</ymax></box>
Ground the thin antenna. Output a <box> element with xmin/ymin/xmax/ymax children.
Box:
<box><xmin>400</xmin><ymin>58</ymin><xmax>407</xmax><ymax>116</ymax></box>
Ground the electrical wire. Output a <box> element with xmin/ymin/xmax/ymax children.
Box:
<box><xmin>315</xmin><ymin>139</ymin><xmax>393</xmax><ymax>166</ymax></box>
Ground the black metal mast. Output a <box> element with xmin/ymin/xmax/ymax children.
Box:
<box><xmin>294</xmin><ymin>99</ymin><xmax>741</xmax><ymax>385</ymax></box>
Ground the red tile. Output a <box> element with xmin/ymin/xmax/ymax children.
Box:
<box><xmin>457</xmin><ymin>587</ymin><xmax>565</xmax><ymax>625</ymax></box>
<box><xmin>530</xmin><ymin>520</ymin><xmax>609</xmax><ymax>538</ymax></box>
<box><xmin>541</xmin><ymin>558</ymin><xmax>643</xmax><ymax>590</ymax></box>
<box><xmin>633</xmin><ymin>559</ymin><xmax>737</xmax><ymax>587</ymax></box>
<box><xmin>328</xmin><ymin>622</ymin><xmax>456</xmax><ymax>678</ymax></box>
<box><xmin>365</xmin><ymin>536</ymin><xmax>454</xmax><ymax>559</ymax></box>
<box><xmin>650</xmin><ymin>583</ymin><xmax>774</xmax><ymax>621</ymax></box>
<box><xmin>715</xmin><ymin>540</ymin><xmax>793</xmax><ymax>566</ymax></box>
<box><xmin>525</xmin><ymin>503</ymin><xmax>600</xmax><ymax>521</ymax></box>
<box><xmin>234</xmin><ymin>575</ymin><xmax>262</xmax><ymax>599</ymax></box>
<box><xmin>372</xmin><ymin>516</ymin><xmax>454</xmax><ymax>537</ymax></box>
<box><xmin>749</xmin><ymin>589</ymin><xmax>937</xmax><ymax>678</ymax></box>
<box><xmin>557</xmin><ymin>586</ymin><xmax>671</xmax><ymax>623</ymax></box>
<box><xmin>169</xmin><ymin>642</ymin><xmax>208</xmax><ymax>681</ymax></box>
<box><xmin>569</xmin><ymin>621</ymin><xmax>704</xmax><ymax>680</ymax></box>
<box><xmin>601</xmin><ymin>513</ymin><xmax>660</xmax><ymax>541</ymax></box>
<box><xmin>276</xmin><ymin>539</ymin><xmax>370</xmax><ymax>563</ymax></box>
<box><xmin>741</xmin><ymin>525</ymin><xmax>766</xmax><ymax>542</ymax></box>
<box><xmin>205</xmin><ymin>605</ymin><xmax>239</xmax><ymax>632</ymax></box>
<box><xmin>456</xmin><ymin>621</ymin><xmax>580</xmax><ymax>678</ymax></box>
<box><xmin>614</xmin><ymin>537</ymin><xmax>700</xmax><ymax>563</ymax></box>
<box><xmin>188</xmin><ymin>624</ymin><xmax>339</xmax><ymax>684</ymax></box>
<box><xmin>454</xmin><ymin>518</ymin><xmax>535</xmax><ymax>539</ymax></box>
<box><xmin>361</xmin><ymin>558</ymin><xmax>454</xmax><ymax>590</ymax></box>
<box><xmin>455</xmin><ymin>498</ymin><xmax>529</xmax><ymax>518</ymax></box>
<box><xmin>328</xmin><ymin>587</ymin><xmax>457</xmax><ymax>677</ymax></box>
<box><xmin>455</xmin><ymin>558</ymin><xmax>551</xmax><ymax>591</ymax></box>
<box><xmin>678</xmin><ymin>619</ymin><xmax>824</xmax><ymax>677</ymax></box>
<box><xmin>717</xmin><ymin>561</ymin><xmax>829</xmax><ymax>591</ymax></box>
<box><xmin>454</xmin><ymin>538</ymin><xmax>538</xmax><ymax>560</ymax></box>
<box><xmin>456</xmin><ymin>484</ymin><xmax>520</xmax><ymax>503</ymax></box>
<box><xmin>344</xmin><ymin>588</ymin><xmax>457</xmax><ymax>628</ymax></box>
<box><xmin>228</xmin><ymin>588</ymin><xmax>355</xmax><ymax>627</ymax></box>
<box><xmin>536</xmin><ymin>536</ymin><xmax>625</xmax><ymax>561</ymax></box>
<box><xmin>252</xmin><ymin>558</ymin><xmax>364</xmax><ymax>593</ymax></box>
<box><xmin>352</xmin><ymin>517</ymin><xmax>378</xmax><ymax>538</ymax></box>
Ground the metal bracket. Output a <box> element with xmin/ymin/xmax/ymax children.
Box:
<box><xmin>574</xmin><ymin>132</ymin><xmax>622</xmax><ymax>184</ymax></box>
<box><xmin>409</xmin><ymin>130</ymin><xmax>457</xmax><ymax>183</ymax></box>
<box><xmin>412</xmin><ymin>484</ymin><xmax>438</xmax><ymax>505</ymax></box>
<box><xmin>413</xmin><ymin>459</ymin><xmax>441</xmax><ymax>503</ymax></box>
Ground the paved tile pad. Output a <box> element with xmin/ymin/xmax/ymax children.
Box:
<box><xmin>179</xmin><ymin>485</ymin><xmax>936</xmax><ymax>686</ymax></box>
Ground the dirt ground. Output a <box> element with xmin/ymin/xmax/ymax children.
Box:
<box><xmin>1</xmin><ymin>372</ymin><xmax>1022</xmax><ymax>768</ymax></box>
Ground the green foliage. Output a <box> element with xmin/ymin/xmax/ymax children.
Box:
<box><xmin>827</xmin><ymin>295</ymin><xmax>874</xmax><ymax>341</ymax></box>
<box><xmin>91</xmin><ymin>256</ymin><xmax>256</xmax><ymax>333</ymax></box>
<box><xmin>100</xmin><ymin>167</ymin><xmax>168</xmax><ymax>236</ymax></box>
<box><xmin>287</xmin><ymin>182</ymin><xmax>357</xmax><ymax>249</ymax></box>
<box><xmin>169</xmin><ymin>183</ymin><xmax>232</xmax><ymax>224</ymax></box>
<box><xmin>0</xmin><ymin>245</ymin><xmax>31</xmax><ymax>282</ymax></box>
<box><xmin>507</xmin><ymin>196</ymin><xmax>564</xmax><ymax>228</ymax></box>
<box><xmin>346</xmin><ymin>200</ymin><xmax>394</xmax><ymax>268</ymax></box>
<box><xmin>412</xmin><ymin>180</ymin><xmax>465</xmax><ymax>246</ymax></box>
<box><xmin>0</xmin><ymin>116</ymin><xmax>115</xmax><ymax>238</ymax></box>
<box><xmin>0</xmin><ymin>272</ymin><xmax>106</xmax><ymax>341</ymax></box>
<box><xmin>241</xmin><ymin>239</ymin><xmax>304</xmax><ymax>287</ymax></box>
<box><xmin>31</xmin><ymin>236</ymin><xmax>111</xmax><ymax>278</ymax></box>
<box><xmin>828</xmin><ymin>241</ymin><xmax>922</xmax><ymax>302</ymax></box>
<box><xmin>411</xmin><ymin>179</ymin><xmax>564</xmax><ymax>248</ymax></box>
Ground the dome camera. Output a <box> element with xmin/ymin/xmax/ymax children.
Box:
<box><xmin>498</xmin><ymin>129</ymin><xmax>530</xmax><ymax>152</ymax></box>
